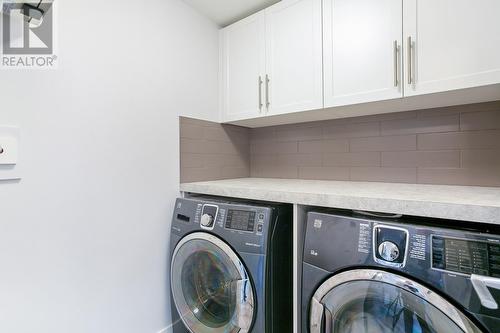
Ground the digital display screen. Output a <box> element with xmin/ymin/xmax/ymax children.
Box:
<box><xmin>225</xmin><ymin>209</ymin><xmax>255</xmax><ymax>232</ymax></box>
<box><xmin>432</xmin><ymin>236</ymin><xmax>500</xmax><ymax>277</ymax></box>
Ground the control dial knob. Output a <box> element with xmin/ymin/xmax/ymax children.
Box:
<box><xmin>378</xmin><ymin>241</ymin><xmax>400</xmax><ymax>262</ymax></box>
<box><xmin>200</xmin><ymin>213</ymin><xmax>214</xmax><ymax>227</ymax></box>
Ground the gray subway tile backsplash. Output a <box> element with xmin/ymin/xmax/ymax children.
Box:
<box><xmin>323</xmin><ymin>152</ymin><xmax>381</xmax><ymax>167</ymax></box>
<box><xmin>350</xmin><ymin>167</ymin><xmax>417</xmax><ymax>183</ymax></box>
<box><xmin>275</xmin><ymin>153</ymin><xmax>323</xmax><ymax>167</ymax></box>
<box><xmin>418</xmin><ymin>168</ymin><xmax>500</xmax><ymax>187</ymax></box>
<box><xmin>298</xmin><ymin>166</ymin><xmax>350</xmax><ymax>181</ymax></box>
<box><xmin>298</xmin><ymin>139</ymin><xmax>349</xmax><ymax>153</ymax></box>
<box><xmin>251</xmin><ymin>165</ymin><xmax>299</xmax><ymax>179</ymax></box>
<box><xmin>180</xmin><ymin>101</ymin><xmax>500</xmax><ymax>186</ymax></box>
<box><xmin>381</xmin><ymin>151</ymin><xmax>461</xmax><ymax>168</ymax></box>
<box><xmin>275</xmin><ymin>125</ymin><xmax>323</xmax><ymax>142</ymax></box>
<box><xmin>418</xmin><ymin>130</ymin><xmax>500</xmax><ymax>150</ymax></box>
<box><xmin>460</xmin><ymin>109</ymin><xmax>500</xmax><ymax>131</ymax></box>
<box><xmin>350</xmin><ymin>135</ymin><xmax>417</xmax><ymax>152</ymax></box>
<box><xmin>180</xmin><ymin>117</ymin><xmax>251</xmax><ymax>183</ymax></box>
<box><xmin>380</xmin><ymin>114</ymin><xmax>459</xmax><ymax>136</ymax></box>
<box><xmin>461</xmin><ymin>149</ymin><xmax>500</xmax><ymax>168</ymax></box>
<box><xmin>323</xmin><ymin>122</ymin><xmax>380</xmax><ymax>139</ymax></box>
<box><xmin>180</xmin><ymin>123</ymin><xmax>204</xmax><ymax>140</ymax></box>
<box><xmin>251</xmin><ymin>141</ymin><xmax>298</xmax><ymax>155</ymax></box>
<box><xmin>180</xmin><ymin>153</ymin><xmax>205</xmax><ymax>168</ymax></box>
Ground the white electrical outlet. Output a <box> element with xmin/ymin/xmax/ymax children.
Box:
<box><xmin>0</xmin><ymin>126</ymin><xmax>20</xmax><ymax>181</ymax></box>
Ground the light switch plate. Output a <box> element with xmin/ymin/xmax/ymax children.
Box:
<box><xmin>0</xmin><ymin>126</ymin><xmax>20</xmax><ymax>181</ymax></box>
<box><xmin>0</xmin><ymin>126</ymin><xmax>19</xmax><ymax>165</ymax></box>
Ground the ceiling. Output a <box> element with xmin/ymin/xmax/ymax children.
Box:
<box><xmin>184</xmin><ymin>0</ymin><xmax>280</xmax><ymax>27</ymax></box>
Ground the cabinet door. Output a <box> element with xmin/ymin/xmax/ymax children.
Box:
<box><xmin>323</xmin><ymin>0</ymin><xmax>403</xmax><ymax>108</ymax></box>
<box><xmin>221</xmin><ymin>13</ymin><xmax>266</xmax><ymax>122</ymax></box>
<box><xmin>264</xmin><ymin>0</ymin><xmax>323</xmax><ymax>116</ymax></box>
<box><xmin>404</xmin><ymin>0</ymin><xmax>500</xmax><ymax>96</ymax></box>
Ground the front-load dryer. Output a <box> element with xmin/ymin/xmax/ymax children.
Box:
<box><xmin>169</xmin><ymin>196</ymin><xmax>292</xmax><ymax>333</ymax></box>
<box><xmin>302</xmin><ymin>210</ymin><xmax>500</xmax><ymax>333</ymax></box>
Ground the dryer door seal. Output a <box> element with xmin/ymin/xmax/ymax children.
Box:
<box><xmin>171</xmin><ymin>232</ymin><xmax>255</xmax><ymax>333</ymax></box>
<box><xmin>310</xmin><ymin>269</ymin><xmax>484</xmax><ymax>333</ymax></box>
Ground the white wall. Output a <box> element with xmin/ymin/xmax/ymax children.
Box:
<box><xmin>0</xmin><ymin>0</ymin><xmax>219</xmax><ymax>332</ymax></box>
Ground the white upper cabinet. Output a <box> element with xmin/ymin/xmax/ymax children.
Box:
<box><xmin>323</xmin><ymin>0</ymin><xmax>403</xmax><ymax>108</ymax></box>
<box><xmin>265</xmin><ymin>0</ymin><xmax>323</xmax><ymax>115</ymax></box>
<box><xmin>221</xmin><ymin>13</ymin><xmax>266</xmax><ymax>122</ymax></box>
<box><xmin>404</xmin><ymin>0</ymin><xmax>500</xmax><ymax>96</ymax></box>
<box><xmin>221</xmin><ymin>0</ymin><xmax>500</xmax><ymax>126</ymax></box>
<box><xmin>221</xmin><ymin>0</ymin><xmax>322</xmax><ymax>122</ymax></box>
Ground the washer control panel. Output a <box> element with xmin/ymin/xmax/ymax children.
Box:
<box><xmin>225</xmin><ymin>209</ymin><xmax>256</xmax><ymax>232</ymax></box>
<box><xmin>224</xmin><ymin>209</ymin><xmax>266</xmax><ymax>235</ymax></box>
<box><xmin>172</xmin><ymin>198</ymin><xmax>279</xmax><ymax>255</ymax></box>
<box><xmin>432</xmin><ymin>236</ymin><xmax>500</xmax><ymax>277</ymax></box>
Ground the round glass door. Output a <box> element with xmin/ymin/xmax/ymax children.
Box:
<box><xmin>310</xmin><ymin>269</ymin><xmax>483</xmax><ymax>333</ymax></box>
<box><xmin>171</xmin><ymin>232</ymin><xmax>254</xmax><ymax>333</ymax></box>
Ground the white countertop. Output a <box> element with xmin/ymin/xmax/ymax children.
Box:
<box><xmin>180</xmin><ymin>178</ymin><xmax>500</xmax><ymax>224</ymax></box>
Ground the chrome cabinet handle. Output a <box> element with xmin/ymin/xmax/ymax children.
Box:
<box><xmin>393</xmin><ymin>40</ymin><xmax>399</xmax><ymax>87</ymax></box>
<box><xmin>258</xmin><ymin>76</ymin><xmax>263</xmax><ymax>111</ymax></box>
<box><xmin>265</xmin><ymin>74</ymin><xmax>270</xmax><ymax>110</ymax></box>
<box><xmin>407</xmin><ymin>36</ymin><xmax>413</xmax><ymax>85</ymax></box>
